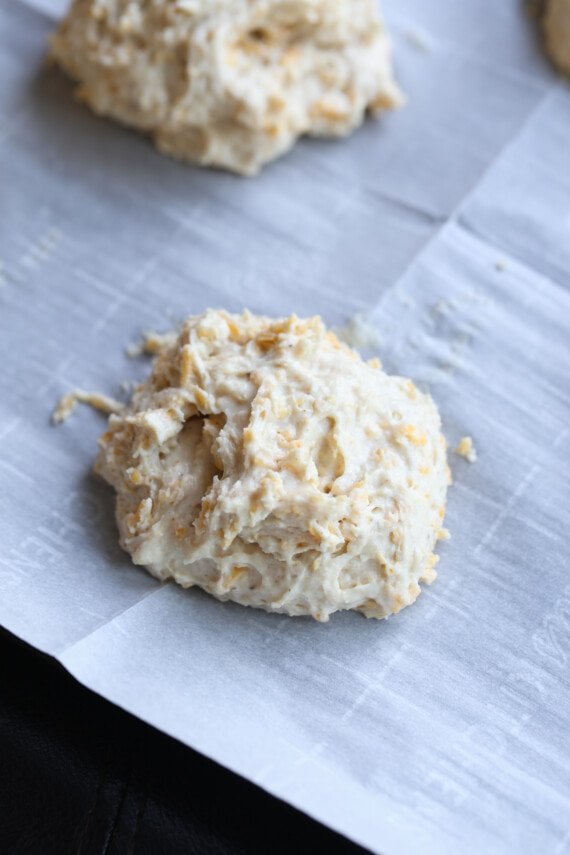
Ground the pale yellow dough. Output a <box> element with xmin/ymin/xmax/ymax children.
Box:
<box><xmin>94</xmin><ymin>310</ymin><xmax>449</xmax><ymax>621</ymax></box>
<box><xmin>50</xmin><ymin>0</ymin><xmax>402</xmax><ymax>175</ymax></box>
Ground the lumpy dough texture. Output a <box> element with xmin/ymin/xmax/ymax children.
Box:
<box><xmin>95</xmin><ymin>311</ymin><xmax>450</xmax><ymax>621</ymax></box>
<box><xmin>50</xmin><ymin>0</ymin><xmax>402</xmax><ymax>175</ymax></box>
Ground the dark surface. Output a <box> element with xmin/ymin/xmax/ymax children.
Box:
<box><xmin>1</xmin><ymin>628</ymin><xmax>368</xmax><ymax>855</ymax></box>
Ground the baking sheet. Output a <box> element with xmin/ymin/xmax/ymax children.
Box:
<box><xmin>1</xmin><ymin>0</ymin><xmax>570</xmax><ymax>852</ymax></box>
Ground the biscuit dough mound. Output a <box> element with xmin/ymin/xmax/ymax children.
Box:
<box><xmin>95</xmin><ymin>310</ymin><xmax>449</xmax><ymax>621</ymax></box>
<box><xmin>50</xmin><ymin>0</ymin><xmax>402</xmax><ymax>175</ymax></box>
<box><xmin>543</xmin><ymin>0</ymin><xmax>570</xmax><ymax>73</ymax></box>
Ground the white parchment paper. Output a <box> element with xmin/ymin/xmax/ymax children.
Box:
<box><xmin>1</xmin><ymin>1</ymin><xmax>569</xmax><ymax>852</ymax></box>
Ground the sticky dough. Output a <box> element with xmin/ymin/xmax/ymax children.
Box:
<box><xmin>49</xmin><ymin>0</ymin><xmax>402</xmax><ymax>175</ymax></box>
<box><xmin>94</xmin><ymin>310</ymin><xmax>450</xmax><ymax>621</ymax></box>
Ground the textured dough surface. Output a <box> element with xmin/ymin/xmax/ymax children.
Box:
<box><xmin>50</xmin><ymin>0</ymin><xmax>402</xmax><ymax>174</ymax></box>
<box><xmin>95</xmin><ymin>310</ymin><xmax>449</xmax><ymax>621</ymax></box>
<box><xmin>543</xmin><ymin>0</ymin><xmax>570</xmax><ymax>73</ymax></box>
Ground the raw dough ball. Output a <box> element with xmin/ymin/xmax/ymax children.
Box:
<box><xmin>543</xmin><ymin>0</ymin><xmax>570</xmax><ymax>73</ymax></box>
<box><xmin>95</xmin><ymin>310</ymin><xmax>449</xmax><ymax>621</ymax></box>
<box><xmin>49</xmin><ymin>0</ymin><xmax>402</xmax><ymax>175</ymax></box>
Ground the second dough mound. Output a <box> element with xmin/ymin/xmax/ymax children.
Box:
<box><xmin>50</xmin><ymin>0</ymin><xmax>402</xmax><ymax>174</ymax></box>
<box><xmin>95</xmin><ymin>310</ymin><xmax>449</xmax><ymax>621</ymax></box>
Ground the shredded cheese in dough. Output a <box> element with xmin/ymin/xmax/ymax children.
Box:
<box><xmin>50</xmin><ymin>0</ymin><xmax>403</xmax><ymax>175</ymax></box>
<box><xmin>83</xmin><ymin>309</ymin><xmax>450</xmax><ymax>622</ymax></box>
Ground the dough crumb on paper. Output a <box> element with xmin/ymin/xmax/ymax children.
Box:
<box><xmin>126</xmin><ymin>332</ymin><xmax>172</xmax><ymax>359</ymax></box>
<box><xmin>64</xmin><ymin>309</ymin><xmax>450</xmax><ymax>622</ymax></box>
<box><xmin>49</xmin><ymin>0</ymin><xmax>403</xmax><ymax>175</ymax></box>
<box><xmin>52</xmin><ymin>389</ymin><xmax>124</xmax><ymax>424</ymax></box>
<box><xmin>454</xmin><ymin>435</ymin><xmax>477</xmax><ymax>464</ymax></box>
<box><xmin>335</xmin><ymin>313</ymin><xmax>382</xmax><ymax>352</ymax></box>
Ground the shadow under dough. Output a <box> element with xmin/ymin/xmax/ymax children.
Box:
<box><xmin>27</xmin><ymin>62</ymin><xmax>243</xmax><ymax>204</ymax></box>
